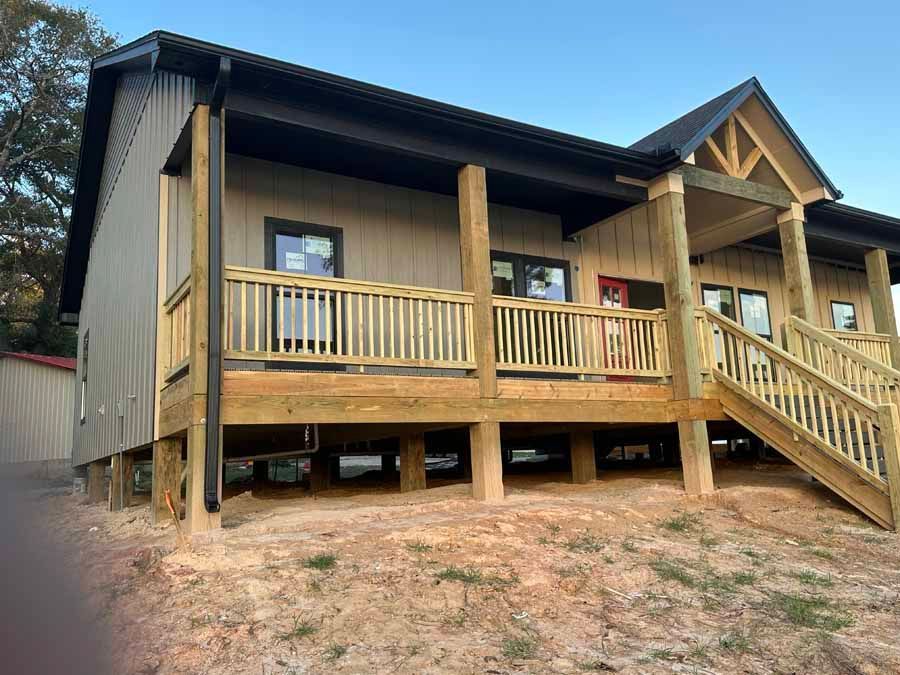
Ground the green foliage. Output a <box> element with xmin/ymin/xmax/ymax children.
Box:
<box><xmin>0</xmin><ymin>0</ymin><xmax>116</xmax><ymax>354</ymax></box>
<box><xmin>303</xmin><ymin>553</ymin><xmax>337</xmax><ymax>570</ymax></box>
<box><xmin>501</xmin><ymin>635</ymin><xmax>537</xmax><ymax>659</ymax></box>
<box><xmin>768</xmin><ymin>592</ymin><xmax>853</xmax><ymax>631</ymax></box>
<box><xmin>659</xmin><ymin>511</ymin><xmax>702</xmax><ymax>533</ymax></box>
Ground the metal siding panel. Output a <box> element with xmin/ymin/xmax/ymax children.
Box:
<box><xmin>0</xmin><ymin>359</ymin><xmax>74</xmax><ymax>463</ymax></box>
<box><xmin>72</xmin><ymin>71</ymin><xmax>194</xmax><ymax>466</ymax></box>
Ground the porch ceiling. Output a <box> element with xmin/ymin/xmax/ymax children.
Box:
<box><xmin>224</xmin><ymin>110</ymin><xmax>640</xmax><ymax>235</ymax></box>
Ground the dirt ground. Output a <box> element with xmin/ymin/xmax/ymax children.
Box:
<box><xmin>28</xmin><ymin>462</ymin><xmax>900</xmax><ymax>674</ymax></box>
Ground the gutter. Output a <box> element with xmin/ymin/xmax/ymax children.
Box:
<box><xmin>204</xmin><ymin>57</ymin><xmax>230</xmax><ymax>514</ymax></box>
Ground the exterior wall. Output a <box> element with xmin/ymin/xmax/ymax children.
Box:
<box><xmin>168</xmin><ymin>155</ymin><xmax>575</xmax><ymax>298</ymax></box>
<box><xmin>574</xmin><ymin>202</ymin><xmax>875</xmax><ymax>332</ymax></box>
<box><xmin>0</xmin><ymin>359</ymin><xmax>74</xmax><ymax>464</ymax></box>
<box><xmin>73</xmin><ymin>71</ymin><xmax>194</xmax><ymax>466</ymax></box>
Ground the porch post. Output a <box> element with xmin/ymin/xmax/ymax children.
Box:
<box><xmin>86</xmin><ymin>459</ymin><xmax>106</xmax><ymax>504</ymax></box>
<box><xmin>108</xmin><ymin>452</ymin><xmax>134</xmax><ymax>511</ymax></box>
<box><xmin>778</xmin><ymin>203</ymin><xmax>818</xmax><ymax>324</ymax></box>
<box><xmin>151</xmin><ymin>438</ymin><xmax>182</xmax><ymax>526</ymax></box>
<box><xmin>458</xmin><ymin>164</ymin><xmax>504</xmax><ymax>501</ymax></box>
<box><xmin>185</xmin><ymin>103</ymin><xmax>222</xmax><ymax>535</ymax></box>
<box><xmin>399</xmin><ymin>433</ymin><xmax>426</xmax><ymax>492</ymax></box>
<box><xmin>864</xmin><ymin>248</ymin><xmax>900</xmax><ymax>368</ymax></box>
<box><xmin>651</xmin><ymin>172</ymin><xmax>715</xmax><ymax>495</ymax></box>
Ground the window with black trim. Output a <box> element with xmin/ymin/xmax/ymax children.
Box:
<box><xmin>701</xmin><ymin>283</ymin><xmax>736</xmax><ymax>320</ymax></box>
<box><xmin>738</xmin><ymin>288</ymin><xmax>772</xmax><ymax>341</ymax></box>
<box><xmin>490</xmin><ymin>251</ymin><xmax>571</xmax><ymax>302</ymax></box>
<box><xmin>80</xmin><ymin>331</ymin><xmax>89</xmax><ymax>424</ymax></box>
<box><xmin>831</xmin><ymin>301</ymin><xmax>858</xmax><ymax>331</ymax></box>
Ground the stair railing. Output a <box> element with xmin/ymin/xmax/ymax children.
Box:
<box><xmin>783</xmin><ymin>315</ymin><xmax>900</xmax><ymax>411</ymax></box>
<box><xmin>701</xmin><ymin>307</ymin><xmax>889</xmax><ymax>486</ymax></box>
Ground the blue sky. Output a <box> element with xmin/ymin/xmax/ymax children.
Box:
<box><xmin>72</xmin><ymin>0</ymin><xmax>900</xmax><ymax>216</ymax></box>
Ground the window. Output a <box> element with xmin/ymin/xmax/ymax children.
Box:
<box><xmin>265</xmin><ymin>218</ymin><xmax>343</xmax><ymax>351</ymax></box>
<box><xmin>738</xmin><ymin>289</ymin><xmax>772</xmax><ymax>341</ymax></box>
<box><xmin>490</xmin><ymin>251</ymin><xmax>571</xmax><ymax>302</ymax></box>
<box><xmin>831</xmin><ymin>301</ymin><xmax>858</xmax><ymax>331</ymax></box>
<box><xmin>701</xmin><ymin>284</ymin><xmax>736</xmax><ymax>320</ymax></box>
<box><xmin>80</xmin><ymin>331</ymin><xmax>89</xmax><ymax>424</ymax></box>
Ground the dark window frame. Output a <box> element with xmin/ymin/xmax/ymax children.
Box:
<box><xmin>490</xmin><ymin>249</ymin><xmax>572</xmax><ymax>302</ymax></box>
<box><xmin>830</xmin><ymin>300</ymin><xmax>858</xmax><ymax>332</ymax></box>
<box><xmin>80</xmin><ymin>330</ymin><xmax>89</xmax><ymax>425</ymax></box>
<box><xmin>737</xmin><ymin>287</ymin><xmax>773</xmax><ymax>341</ymax></box>
<box><xmin>263</xmin><ymin>217</ymin><xmax>345</xmax><ymax>370</ymax></box>
<box><xmin>700</xmin><ymin>283</ymin><xmax>737</xmax><ymax>320</ymax></box>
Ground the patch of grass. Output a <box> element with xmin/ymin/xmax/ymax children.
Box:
<box><xmin>444</xmin><ymin>608</ymin><xmax>467</xmax><ymax>627</ymax></box>
<box><xmin>621</xmin><ymin>538</ymin><xmax>638</xmax><ymax>553</ymax></box>
<box><xmin>769</xmin><ymin>592</ymin><xmax>853</xmax><ymax>631</ymax></box>
<box><xmin>406</xmin><ymin>539</ymin><xmax>432</xmax><ymax>553</ymax></box>
<box><xmin>731</xmin><ymin>570</ymin><xmax>758</xmax><ymax>586</ymax></box>
<box><xmin>437</xmin><ymin>565</ymin><xmax>483</xmax><ymax>584</ymax></box>
<box><xmin>564</xmin><ymin>532</ymin><xmax>604</xmax><ymax>553</ymax></box>
<box><xmin>278</xmin><ymin>616</ymin><xmax>319</xmax><ymax>641</ymax></box>
<box><xmin>650</xmin><ymin>558</ymin><xmax>695</xmax><ymax>588</ymax></box>
<box><xmin>659</xmin><ymin>511</ymin><xmax>701</xmax><ymax>533</ymax></box>
<box><xmin>739</xmin><ymin>547</ymin><xmax>768</xmax><ymax>566</ymax></box>
<box><xmin>795</xmin><ymin>569</ymin><xmax>834</xmax><ymax>588</ymax></box>
<box><xmin>643</xmin><ymin>647</ymin><xmax>675</xmax><ymax>662</ymax></box>
<box><xmin>501</xmin><ymin>635</ymin><xmax>538</xmax><ymax>660</ymax></box>
<box><xmin>325</xmin><ymin>643</ymin><xmax>347</xmax><ymax>661</ymax></box>
<box><xmin>303</xmin><ymin>553</ymin><xmax>337</xmax><ymax>571</ymax></box>
<box><xmin>699</xmin><ymin>572</ymin><xmax>736</xmax><ymax>596</ymax></box>
<box><xmin>718</xmin><ymin>631</ymin><xmax>751</xmax><ymax>652</ymax></box>
<box><xmin>577</xmin><ymin>658</ymin><xmax>616</xmax><ymax>672</ymax></box>
<box><xmin>545</xmin><ymin>523</ymin><xmax>562</xmax><ymax>535</ymax></box>
<box><xmin>557</xmin><ymin>562</ymin><xmax>590</xmax><ymax>578</ymax></box>
<box><xmin>688</xmin><ymin>642</ymin><xmax>710</xmax><ymax>660</ymax></box>
<box><xmin>700</xmin><ymin>534</ymin><xmax>719</xmax><ymax>548</ymax></box>
<box><xmin>809</xmin><ymin>547</ymin><xmax>835</xmax><ymax>561</ymax></box>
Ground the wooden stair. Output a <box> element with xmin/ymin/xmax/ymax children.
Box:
<box><xmin>699</xmin><ymin>308</ymin><xmax>900</xmax><ymax>530</ymax></box>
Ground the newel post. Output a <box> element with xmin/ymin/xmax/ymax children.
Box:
<box><xmin>877</xmin><ymin>399</ymin><xmax>900</xmax><ymax>530</ymax></box>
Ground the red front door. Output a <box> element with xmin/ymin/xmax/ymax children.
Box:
<box><xmin>598</xmin><ymin>277</ymin><xmax>631</xmax><ymax>380</ymax></box>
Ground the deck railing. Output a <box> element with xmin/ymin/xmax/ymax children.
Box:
<box><xmin>162</xmin><ymin>276</ymin><xmax>191</xmax><ymax>379</ymax></box>
<box><xmin>223</xmin><ymin>266</ymin><xmax>476</xmax><ymax>370</ymax></box>
<box><xmin>822</xmin><ymin>328</ymin><xmax>893</xmax><ymax>368</ymax></box>
<box><xmin>492</xmin><ymin>296</ymin><xmax>670</xmax><ymax>378</ymax></box>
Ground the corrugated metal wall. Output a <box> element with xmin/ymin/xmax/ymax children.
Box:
<box><xmin>0</xmin><ymin>359</ymin><xmax>74</xmax><ymax>463</ymax></box>
<box><xmin>72</xmin><ymin>70</ymin><xmax>194</xmax><ymax>467</ymax></box>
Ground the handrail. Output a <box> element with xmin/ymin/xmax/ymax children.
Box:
<box><xmin>223</xmin><ymin>266</ymin><xmax>476</xmax><ymax>370</ymax></box>
<box><xmin>164</xmin><ymin>275</ymin><xmax>191</xmax><ymax>312</ymax></box>
<box><xmin>492</xmin><ymin>297</ymin><xmax>670</xmax><ymax>378</ymax></box>
<box><xmin>822</xmin><ymin>327</ymin><xmax>893</xmax><ymax>368</ymax></box>
<box><xmin>701</xmin><ymin>307</ymin><xmax>887</xmax><ymax>484</ymax></box>
<box><xmin>162</xmin><ymin>276</ymin><xmax>191</xmax><ymax>380</ymax></box>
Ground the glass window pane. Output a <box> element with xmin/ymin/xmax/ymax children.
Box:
<box><xmin>831</xmin><ymin>302</ymin><xmax>858</xmax><ymax>331</ymax></box>
<box><xmin>525</xmin><ymin>264</ymin><xmax>565</xmax><ymax>301</ymax></box>
<box><xmin>492</xmin><ymin>260</ymin><xmax>515</xmax><ymax>296</ymax></box>
<box><xmin>702</xmin><ymin>286</ymin><xmax>735</xmax><ymax>320</ymax></box>
<box><xmin>739</xmin><ymin>290</ymin><xmax>771</xmax><ymax>339</ymax></box>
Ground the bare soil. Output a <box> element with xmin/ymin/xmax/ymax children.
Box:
<box><xmin>37</xmin><ymin>462</ymin><xmax>900</xmax><ymax>674</ymax></box>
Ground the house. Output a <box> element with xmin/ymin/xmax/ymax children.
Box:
<box><xmin>0</xmin><ymin>352</ymin><xmax>76</xmax><ymax>478</ymax></box>
<box><xmin>60</xmin><ymin>31</ymin><xmax>900</xmax><ymax>534</ymax></box>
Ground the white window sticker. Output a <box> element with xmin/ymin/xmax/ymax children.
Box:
<box><xmin>285</xmin><ymin>251</ymin><xmax>306</xmax><ymax>271</ymax></box>
<box><xmin>530</xmin><ymin>279</ymin><xmax>546</xmax><ymax>297</ymax></box>
<box><xmin>304</xmin><ymin>237</ymin><xmax>332</xmax><ymax>256</ymax></box>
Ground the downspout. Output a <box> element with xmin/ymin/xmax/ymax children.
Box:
<box><xmin>204</xmin><ymin>57</ymin><xmax>231</xmax><ymax>513</ymax></box>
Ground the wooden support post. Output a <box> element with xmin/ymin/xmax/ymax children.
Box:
<box><xmin>184</xmin><ymin>104</ymin><xmax>221</xmax><ymax>535</ymax></box>
<box><xmin>87</xmin><ymin>460</ymin><xmax>106</xmax><ymax>504</ymax></box>
<box><xmin>570</xmin><ymin>431</ymin><xmax>597</xmax><ymax>484</ymax></box>
<box><xmin>154</xmin><ymin>173</ymin><xmax>170</xmax><ymax>439</ymax></box>
<box><xmin>310</xmin><ymin>452</ymin><xmax>330</xmax><ymax>493</ymax></box>
<box><xmin>877</xmin><ymin>402</ymin><xmax>900</xmax><ymax>530</ymax></box>
<box><xmin>778</xmin><ymin>203</ymin><xmax>818</xmax><ymax>324</ymax></box>
<box><xmin>109</xmin><ymin>453</ymin><xmax>134</xmax><ymax>512</ymax></box>
<box><xmin>652</xmin><ymin>172</ymin><xmax>715</xmax><ymax>495</ymax></box>
<box><xmin>469</xmin><ymin>421</ymin><xmax>504</xmax><ymax>501</ymax></box>
<box><xmin>151</xmin><ymin>438</ymin><xmax>182</xmax><ymax>526</ymax></box>
<box><xmin>400</xmin><ymin>433</ymin><xmax>426</xmax><ymax>492</ymax></box>
<box><xmin>865</xmin><ymin>248</ymin><xmax>900</xmax><ymax>368</ymax></box>
<box><xmin>458</xmin><ymin>165</ymin><xmax>497</xmax><ymax>398</ymax></box>
<box><xmin>381</xmin><ymin>454</ymin><xmax>397</xmax><ymax>481</ymax></box>
<box><xmin>252</xmin><ymin>459</ymin><xmax>269</xmax><ymax>482</ymax></box>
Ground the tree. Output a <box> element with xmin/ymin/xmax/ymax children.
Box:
<box><xmin>0</xmin><ymin>0</ymin><xmax>116</xmax><ymax>355</ymax></box>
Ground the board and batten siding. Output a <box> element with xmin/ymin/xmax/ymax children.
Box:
<box><xmin>167</xmin><ymin>155</ymin><xmax>574</xmax><ymax>298</ymax></box>
<box><xmin>574</xmin><ymin>202</ymin><xmax>875</xmax><ymax>333</ymax></box>
<box><xmin>0</xmin><ymin>358</ymin><xmax>74</xmax><ymax>464</ymax></box>
<box><xmin>73</xmin><ymin>71</ymin><xmax>194</xmax><ymax>466</ymax></box>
